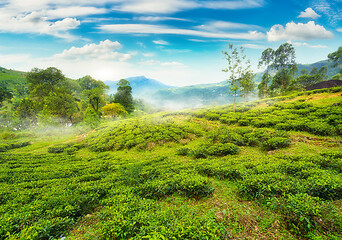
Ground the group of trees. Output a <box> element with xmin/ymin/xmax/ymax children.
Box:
<box><xmin>223</xmin><ymin>43</ymin><xmax>342</xmax><ymax>102</ymax></box>
<box><xmin>0</xmin><ymin>67</ymin><xmax>136</xmax><ymax>129</ymax></box>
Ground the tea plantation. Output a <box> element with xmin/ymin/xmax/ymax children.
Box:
<box><xmin>1</xmin><ymin>88</ymin><xmax>342</xmax><ymax>239</ymax></box>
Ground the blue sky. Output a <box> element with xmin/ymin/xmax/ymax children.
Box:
<box><xmin>0</xmin><ymin>0</ymin><xmax>341</xmax><ymax>86</ymax></box>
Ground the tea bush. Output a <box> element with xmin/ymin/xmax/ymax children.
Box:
<box><xmin>0</xmin><ymin>141</ymin><xmax>30</xmax><ymax>152</ymax></box>
<box><xmin>85</xmin><ymin>116</ymin><xmax>203</xmax><ymax>152</ymax></box>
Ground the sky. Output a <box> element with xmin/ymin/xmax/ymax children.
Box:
<box><xmin>0</xmin><ymin>0</ymin><xmax>341</xmax><ymax>86</ymax></box>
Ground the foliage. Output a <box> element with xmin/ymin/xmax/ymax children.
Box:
<box><xmin>222</xmin><ymin>44</ymin><xmax>255</xmax><ymax>110</ymax></box>
<box><xmin>328</xmin><ymin>46</ymin><xmax>342</xmax><ymax>64</ymax></box>
<box><xmin>113</xmin><ymin>79</ymin><xmax>134</xmax><ymax>113</ymax></box>
<box><xmin>0</xmin><ymin>87</ymin><xmax>12</xmax><ymax>106</ymax></box>
<box><xmin>102</xmin><ymin>103</ymin><xmax>127</xmax><ymax>118</ymax></box>
<box><xmin>85</xmin><ymin>115</ymin><xmax>203</xmax><ymax>151</ymax></box>
<box><xmin>78</xmin><ymin>75</ymin><xmax>109</xmax><ymax>112</ymax></box>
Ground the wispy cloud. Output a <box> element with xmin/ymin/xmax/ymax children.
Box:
<box><xmin>135</xmin><ymin>16</ymin><xmax>190</xmax><ymax>22</ymax></box>
<box><xmin>153</xmin><ymin>40</ymin><xmax>169</xmax><ymax>45</ymax></box>
<box><xmin>98</xmin><ymin>23</ymin><xmax>265</xmax><ymax>40</ymax></box>
<box><xmin>240</xmin><ymin>43</ymin><xmax>265</xmax><ymax>49</ymax></box>
<box><xmin>312</xmin><ymin>0</ymin><xmax>342</xmax><ymax>25</ymax></box>
<box><xmin>113</xmin><ymin>0</ymin><xmax>265</xmax><ymax>14</ymax></box>
<box><xmin>140</xmin><ymin>59</ymin><xmax>186</xmax><ymax>67</ymax></box>
<box><xmin>196</xmin><ymin>21</ymin><xmax>262</xmax><ymax>31</ymax></box>
<box><xmin>288</xmin><ymin>40</ymin><xmax>328</xmax><ymax>48</ymax></box>
<box><xmin>203</xmin><ymin>0</ymin><xmax>265</xmax><ymax>10</ymax></box>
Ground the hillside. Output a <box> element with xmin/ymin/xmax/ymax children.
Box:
<box><xmin>1</xmin><ymin>86</ymin><xmax>342</xmax><ymax>239</ymax></box>
<box><xmin>0</xmin><ymin>67</ymin><xmax>27</xmax><ymax>97</ymax></box>
<box><xmin>297</xmin><ymin>60</ymin><xmax>342</xmax><ymax>77</ymax></box>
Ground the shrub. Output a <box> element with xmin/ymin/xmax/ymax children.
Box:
<box><xmin>48</xmin><ymin>146</ymin><xmax>65</xmax><ymax>153</ymax></box>
<box><xmin>176</xmin><ymin>147</ymin><xmax>191</xmax><ymax>156</ymax></box>
<box><xmin>268</xmin><ymin>193</ymin><xmax>335</xmax><ymax>235</ymax></box>
<box><xmin>260</xmin><ymin>137</ymin><xmax>291</xmax><ymax>151</ymax></box>
<box><xmin>207</xmin><ymin>143</ymin><xmax>240</xmax><ymax>156</ymax></box>
<box><xmin>1</xmin><ymin>131</ymin><xmax>16</xmax><ymax>140</ymax></box>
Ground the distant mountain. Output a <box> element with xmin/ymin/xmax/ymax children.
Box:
<box><xmin>104</xmin><ymin>76</ymin><xmax>174</xmax><ymax>98</ymax></box>
<box><xmin>151</xmin><ymin>81</ymin><xmax>237</xmax><ymax>109</ymax></box>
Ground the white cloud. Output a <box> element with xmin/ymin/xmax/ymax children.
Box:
<box><xmin>203</xmin><ymin>0</ymin><xmax>265</xmax><ymax>10</ymax></box>
<box><xmin>142</xmin><ymin>52</ymin><xmax>155</xmax><ymax>57</ymax></box>
<box><xmin>99</xmin><ymin>24</ymin><xmax>265</xmax><ymax>40</ymax></box>
<box><xmin>139</xmin><ymin>59</ymin><xmax>186</xmax><ymax>67</ymax></box>
<box><xmin>113</xmin><ymin>0</ymin><xmax>265</xmax><ymax>14</ymax></box>
<box><xmin>298</xmin><ymin>8</ymin><xmax>321</xmax><ymax>19</ymax></box>
<box><xmin>197</xmin><ymin>21</ymin><xmax>261</xmax><ymax>31</ymax></box>
<box><xmin>240</xmin><ymin>43</ymin><xmax>265</xmax><ymax>49</ymax></box>
<box><xmin>135</xmin><ymin>16</ymin><xmax>190</xmax><ymax>22</ymax></box>
<box><xmin>337</xmin><ymin>28</ymin><xmax>342</xmax><ymax>32</ymax></box>
<box><xmin>0</xmin><ymin>10</ymin><xmax>80</xmax><ymax>39</ymax></box>
<box><xmin>267</xmin><ymin>21</ymin><xmax>333</xmax><ymax>41</ymax></box>
<box><xmin>46</xmin><ymin>6</ymin><xmax>108</xmax><ymax>19</ymax></box>
<box><xmin>113</xmin><ymin>0</ymin><xmax>198</xmax><ymax>14</ymax></box>
<box><xmin>153</xmin><ymin>40</ymin><xmax>169</xmax><ymax>45</ymax></box>
<box><xmin>53</xmin><ymin>39</ymin><xmax>131</xmax><ymax>61</ymax></box>
<box><xmin>287</xmin><ymin>41</ymin><xmax>327</xmax><ymax>49</ymax></box>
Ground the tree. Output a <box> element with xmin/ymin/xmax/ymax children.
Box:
<box><xmin>113</xmin><ymin>79</ymin><xmax>134</xmax><ymax>113</ymax></box>
<box><xmin>222</xmin><ymin>44</ymin><xmax>253</xmax><ymax>111</ymax></box>
<box><xmin>239</xmin><ymin>71</ymin><xmax>256</xmax><ymax>102</ymax></box>
<box><xmin>27</xmin><ymin>67</ymin><xmax>67</xmax><ymax>99</ymax></box>
<box><xmin>25</xmin><ymin>67</ymin><xmax>78</xmax><ymax>124</ymax></box>
<box><xmin>258</xmin><ymin>72</ymin><xmax>271</xmax><ymax>98</ymax></box>
<box><xmin>300</xmin><ymin>69</ymin><xmax>309</xmax><ymax>75</ymax></box>
<box><xmin>310</xmin><ymin>66</ymin><xmax>318</xmax><ymax>75</ymax></box>
<box><xmin>297</xmin><ymin>66</ymin><xmax>329</xmax><ymax>89</ymax></box>
<box><xmin>318</xmin><ymin>66</ymin><xmax>328</xmax><ymax>80</ymax></box>
<box><xmin>258</xmin><ymin>48</ymin><xmax>275</xmax><ymax>98</ymax></box>
<box><xmin>0</xmin><ymin>87</ymin><xmax>12</xmax><ymax>106</ymax></box>
<box><xmin>270</xmin><ymin>68</ymin><xmax>293</xmax><ymax>94</ymax></box>
<box><xmin>78</xmin><ymin>75</ymin><xmax>109</xmax><ymax>112</ymax></box>
<box><xmin>328</xmin><ymin>46</ymin><xmax>342</xmax><ymax>66</ymax></box>
<box><xmin>102</xmin><ymin>103</ymin><xmax>127</xmax><ymax>118</ymax></box>
<box><xmin>271</xmin><ymin>43</ymin><xmax>297</xmax><ymax>94</ymax></box>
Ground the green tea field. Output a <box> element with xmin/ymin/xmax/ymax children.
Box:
<box><xmin>1</xmin><ymin>88</ymin><xmax>342</xmax><ymax>240</ymax></box>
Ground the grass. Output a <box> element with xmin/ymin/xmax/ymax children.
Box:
<box><xmin>0</xmin><ymin>90</ymin><xmax>342</xmax><ymax>239</ymax></box>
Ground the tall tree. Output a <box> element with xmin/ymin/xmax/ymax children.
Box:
<box><xmin>272</xmin><ymin>43</ymin><xmax>297</xmax><ymax>94</ymax></box>
<box><xmin>258</xmin><ymin>48</ymin><xmax>275</xmax><ymax>98</ymax></box>
<box><xmin>239</xmin><ymin>71</ymin><xmax>256</xmax><ymax>102</ymax></box>
<box><xmin>113</xmin><ymin>79</ymin><xmax>134</xmax><ymax>113</ymax></box>
<box><xmin>222</xmin><ymin>44</ymin><xmax>253</xmax><ymax>111</ymax></box>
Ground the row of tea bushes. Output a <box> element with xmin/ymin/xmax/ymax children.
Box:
<box><xmin>177</xmin><ymin>127</ymin><xmax>292</xmax><ymax>159</ymax></box>
<box><xmin>0</xmin><ymin>141</ymin><xmax>30</xmax><ymax>152</ymax></box>
<box><xmin>193</xmin><ymin>99</ymin><xmax>342</xmax><ymax>136</ymax></box>
<box><xmin>195</xmin><ymin>153</ymin><xmax>342</xmax><ymax>236</ymax></box>
<box><xmin>0</xmin><ymin>153</ymin><xmax>115</xmax><ymax>239</ymax></box>
<box><xmin>0</xmin><ymin>152</ymin><xmax>219</xmax><ymax>239</ymax></box>
<box><xmin>47</xmin><ymin>142</ymin><xmax>85</xmax><ymax>154</ymax></box>
<box><xmin>85</xmin><ymin>116</ymin><xmax>204</xmax><ymax>152</ymax></box>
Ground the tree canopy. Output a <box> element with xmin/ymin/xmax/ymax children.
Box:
<box><xmin>113</xmin><ymin>79</ymin><xmax>134</xmax><ymax>113</ymax></box>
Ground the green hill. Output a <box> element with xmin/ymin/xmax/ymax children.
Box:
<box><xmin>0</xmin><ymin>67</ymin><xmax>27</xmax><ymax>97</ymax></box>
<box><xmin>1</xmin><ymin>87</ymin><xmax>341</xmax><ymax>239</ymax></box>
